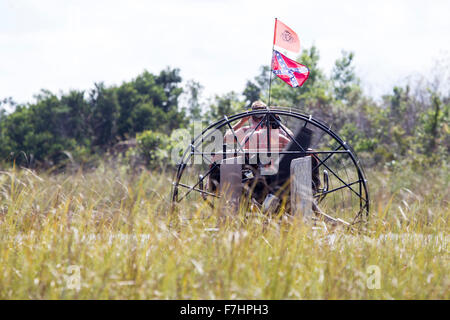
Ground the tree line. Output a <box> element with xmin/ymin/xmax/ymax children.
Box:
<box><xmin>0</xmin><ymin>46</ymin><xmax>448</xmax><ymax>169</ymax></box>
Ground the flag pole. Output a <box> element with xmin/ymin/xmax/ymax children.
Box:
<box><xmin>267</xmin><ymin>17</ymin><xmax>276</xmax><ymax>108</ymax></box>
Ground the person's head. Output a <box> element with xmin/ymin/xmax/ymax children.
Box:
<box><xmin>250</xmin><ymin>100</ymin><xmax>267</xmax><ymax>111</ymax></box>
<box><xmin>250</xmin><ymin>100</ymin><xmax>267</xmax><ymax>125</ymax></box>
<box><xmin>248</xmin><ymin>101</ymin><xmax>283</xmax><ymax>129</ymax></box>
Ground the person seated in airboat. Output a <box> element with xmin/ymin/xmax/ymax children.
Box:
<box><xmin>206</xmin><ymin>100</ymin><xmax>322</xmax><ymax>216</ymax></box>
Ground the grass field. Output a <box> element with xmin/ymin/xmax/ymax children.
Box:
<box><xmin>0</xmin><ymin>163</ymin><xmax>448</xmax><ymax>299</ymax></box>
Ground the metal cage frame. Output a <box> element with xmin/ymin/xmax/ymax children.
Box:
<box><xmin>171</xmin><ymin>107</ymin><xmax>369</xmax><ymax>223</ymax></box>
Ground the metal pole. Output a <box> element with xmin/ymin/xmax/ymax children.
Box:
<box><xmin>267</xmin><ymin>18</ymin><xmax>277</xmax><ymax>108</ymax></box>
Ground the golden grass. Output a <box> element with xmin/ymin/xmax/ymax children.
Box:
<box><xmin>0</xmin><ymin>163</ymin><xmax>448</xmax><ymax>299</ymax></box>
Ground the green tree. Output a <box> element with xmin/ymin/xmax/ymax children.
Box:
<box><xmin>420</xmin><ymin>92</ymin><xmax>448</xmax><ymax>155</ymax></box>
<box><xmin>243</xmin><ymin>81</ymin><xmax>261</xmax><ymax>108</ymax></box>
<box><xmin>331</xmin><ymin>51</ymin><xmax>359</xmax><ymax>102</ymax></box>
<box><xmin>206</xmin><ymin>92</ymin><xmax>245</xmax><ymax>121</ymax></box>
<box><xmin>185</xmin><ymin>80</ymin><xmax>203</xmax><ymax>120</ymax></box>
<box><xmin>88</xmin><ymin>83</ymin><xmax>120</xmax><ymax>148</ymax></box>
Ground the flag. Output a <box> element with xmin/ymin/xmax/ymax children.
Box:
<box><xmin>273</xmin><ymin>19</ymin><xmax>300</xmax><ymax>53</ymax></box>
<box><xmin>272</xmin><ymin>50</ymin><xmax>309</xmax><ymax>88</ymax></box>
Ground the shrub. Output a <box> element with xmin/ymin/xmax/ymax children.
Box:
<box><xmin>135</xmin><ymin>130</ymin><xmax>170</xmax><ymax>168</ymax></box>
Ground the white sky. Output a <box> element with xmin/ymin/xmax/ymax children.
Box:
<box><xmin>1</xmin><ymin>0</ymin><xmax>449</xmax><ymax>105</ymax></box>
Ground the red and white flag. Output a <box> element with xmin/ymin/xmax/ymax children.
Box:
<box><xmin>272</xmin><ymin>50</ymin><xmax>309</xmax><ymax>88</ymax></box>
<box><xmin>273</xmin><ymin>18</ymin><xmax>300</xmax><ymax>54</ymax></box>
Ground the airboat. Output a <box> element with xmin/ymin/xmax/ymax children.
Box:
<box><xmin>171</xmin><ymin>107</ymin><xmax>369</xmax><ymax>226</ymax></box>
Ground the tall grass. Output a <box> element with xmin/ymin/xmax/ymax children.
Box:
<box><xmin>0</xmin><ymin>163</ymin><xmax>448</xmax><ymax>299</ymax></box>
